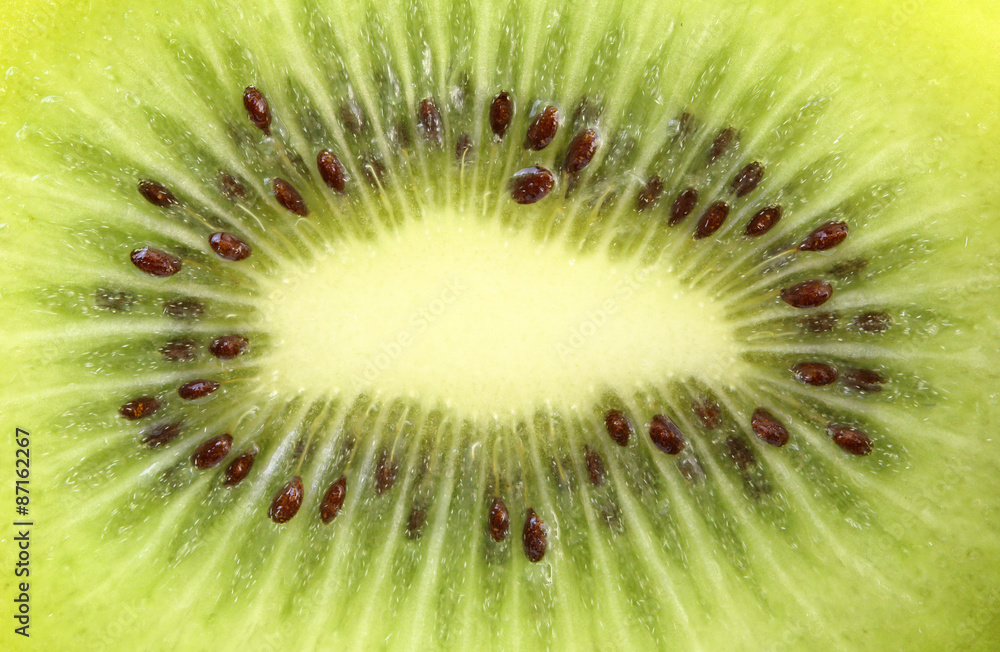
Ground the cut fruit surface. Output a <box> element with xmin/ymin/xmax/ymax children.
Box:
<box><xmin>1</xmin><ymin>0</ymin><xmax>998</xmax><ymax>650</ymax></box>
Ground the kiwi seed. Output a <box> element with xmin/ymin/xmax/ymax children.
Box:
<box><xmin>525</xmin><ymin>105</ymin><xmax>559</xmax><ymax>150</ymax></box>
<box><xmin>268</xmin><ymin>476</ymin><xmax>305</xmax><ymax>524</ymax></box>
<box><xmin>489</xmin><ymin>91</ymin><xmax>514</xmax><ymax>139</ymax></box>
<box><xmin>852</xmin><ymin>311</ymin><xmax>892</xmax><ymax>332</ymax></box>
<box><xmin>509</xmin><ymin>166</ymin><xmax>556</xmax><ymax>204</ymax></box>
<box><xmin>750</xmin><ymin>408</ymin><xmax>790</xmax><ymax>447</ymax></box>
<box><xmin>137</xmin><ymin>179</ymin><xmax>179</xmax><ymax>208</ymax></box>
<box><xmin>745</xmin><ymin>205</ymin><xmax>783</xmax><ymax>236</ymax></box>
<box><xmin>694</xmin><ymin>201</ymin><xmax>730</xmax><ymax>239</ymax></box>
<box><xmin>209</xmin><ymin>232</ymin><xmax>251</xmax><ymax>261</ymax></box>
<box><xmin>731</xmin><ymin>161</ymin><xmax>765</xmax><ymax>197</ymax></box>
<box><xmin>130</xmin><ymin>246</ymin><xmax>182</xmax><ymax>277</ymax></box>
<box><xmin>826</xmin><ymin>424</ymin><xmax>873</xmax><ymax>456</ymax></box>
<box><xmin>319</xmin><ymin>476</ymin><xmax>347</xmax><ymax>524</ymax></box>
<box><xmin>792</xmin><ymin>362</ymin><xmax>839</xmax><ymax>386</ymax></box>
<box><xmin>604</xmin><ymin>409</ymin><xmax>632</xmax><ymax>446</ymax></box>
<box><xmin>668</xmin><ymin>187</ymin><xmax>699</xmax><ymax>225</ymax></box>
<box><xmin>649</xmin><ymin>414</ymin><xmax>686</xmax><ymax>455</ymax></box>
<box><xmin>799</xmin><ymin>221</ymin><xmax>850</xmax><ymax>251</ymax></box>
<box><xmin>780</xmin><ymin>279</ymin><xmax>833</xmax><ymax>308</ymax></box>
<box><xmin>142</xmin><ymin>421</ymin><xmax>182</xmax><ymax>449</ymax></box>
<box><xmin>707</xmin><ymin>127</ymin><xmax>737</xmax><ymax>161</ymax></box>
<box><xmin>242</xmin><ymin>86</ymin><xmax>272</xmax><ymax>135</ymax></box>
<box><xmin>271</xmin><ymin>177</ymin><xmax>309</xmax><ymax>216</ymax></box>
<box><xmin>209</xmin><ymin>334</ymin><xmax>249</xmax><ymax>359</ymax></box>
<box><xmin>584</xmin><ymin>445</ymin><xmax>606</xmax><ymax>486</ymax></box>
<box><xmin>635</xmin><ymin>175</ymin><xmax>664</xmax><ymax>211</ymax></box>
<box><xmin>118</xmin><ymin>396</ymin><xmax>161</xmax><ymax>421</ymax></box>
<box><xmin>842</xmin><ymin>368</ymin><xmax>886</xmax><ymax>392</ymax></box>
<box><xmin>190</xmin><ymin>434</ymin><xmax>233</xmax><ymax>469</ymax></box>
<box><xmin>177</xmin><ymin>379</ymin><xmax>219</xmax><ymax>400</ymax></box>
<box><xmin>223</xmin><ymin>451</ymin><xmax>256</xmax><ymax>486</ymax></box>
<box><xmin>417</xmin><ymin>98</ymin><xmax>443</xmax><ymax>146</ymax></box>
<box><xmin>522</xmin><ymin>509</ymin><xmax>547</xmax><ymax>563</ymax></box>
<box><xmin>563</xmin><ymin>129</ymin><xmax>599</xmax><ymax>174</ymax></box>
<box><xmin>488</xmin><ymin>498</ymin><xmax>510</xmax><ymax>542</ymax></box>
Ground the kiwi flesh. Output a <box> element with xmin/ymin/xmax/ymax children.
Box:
<box><xmin>1</xmin><ymin>0</ymin><xmax>999</xmax><ymax>649</ymax></box>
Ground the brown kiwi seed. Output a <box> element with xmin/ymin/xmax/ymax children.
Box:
<box><xmin>319</xmin><ymin>476</ymin><xmax>348</xmax><ymax>524</ymax></box>
<box><xmin>191</xmin><ymin>434</ymin><xmax>234</xmax><ymax>469</ymax></box>
<box><xmin>522</xmin><ymin>509</ymin><xmax>547</xmax><ymax>562</ymax></box>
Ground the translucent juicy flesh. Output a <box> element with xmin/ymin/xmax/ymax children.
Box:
<box><xmin>2</xmin><ymin>0</ymin><xmax>1000</xmax><ymax>650</ymax></box>
<box><xmin>263</xmin><ymin>210</ymin><xmax>739</xmax><ymax>412</ymax></box>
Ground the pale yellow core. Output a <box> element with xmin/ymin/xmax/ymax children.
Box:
<box><xmin>261</xmin><ymin>211</ymin><xmax>740</xmax><ymax>416</ymax></box>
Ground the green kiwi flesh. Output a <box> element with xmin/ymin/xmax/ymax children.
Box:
<box><xmin>1</xmin><ymin>0</ymin><xmax>999</xmax><ymax>649</ymax></box>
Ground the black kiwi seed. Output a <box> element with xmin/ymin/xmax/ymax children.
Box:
<box><xmin>694</xmin><ymin>201</ymin><xmax>730</xmax><ymax>239</ymax></box>
<box><xmin>668</xmin><ymin>187</ymin><xmax>699</xmax><ymax>225</ymax></box>
<box><xmin>455</xmin><ymin>133</ymin><xmax>472</xmax><ymax>162</ymax></box>
<box><xmin>191</xmin><ymin>434</ymin><xmax>233</xmax><ymax>469</ymax></box>
<box><xmin>649</xmin><ymin>414</ymin><xmax>686</xmax><ymax>455</ymax></box>
<box><xmin>584</xmin><ymin>445</ymin><xmax>606</xmax><ymax>486</ymax></box>
<box><xmin>604</xmin><ymin>409</ymin><xmax>632</xmax><ymax>446</ymax></box>
<box><xmin>319</xmin><ymin>476</ymin><xmax>347</xmax><ymax>524</ymax></box>
<box><xmin>489</xmin><ymin>91</ymin><xmax>514</xmax><ymax>139</ymax></box>
<box><xmin>130</xmin><ymin>246</ymin><xmax>182</xmax><ymax>277</ymax></box>
<box><xmin>635</xmin><ymin>175</ymin><xmax>664</xmax><ymax>211</ymax></box>
<box><xmin>780</xmin><ymin>279</ymin><xmax>833</xmax><ymax>309</ymax></box>
<box><xmin>826</xmin><ymin>424</ymin><xmax>873</xmax><ymax>456</ymax></box>
<box><xmin>852</xmin><ymin>311</ymin><xmax>892</xmax><ymax>333</ymax></box>
<box><xmin>272</xmin><ymin>178</ymin><xmax>309</xmax><ymax>216</ymax></box>
<box><xmin>842</xmin><ymin>368</ymin><xmax>886</xmax><ymax>392</ymax></box>
<box><xmin>407</xmin><ymin>505</ymin><xmax>426</xmax><ymax>539</ymax></box>
<box><xmin>268</xmin><ymin>476</ymin><xmax>305</xmax><ymax>524</ymax></box>
<box><xmin>488</xmin><ymin>497</ymin><xmax>510</xmax><ymax>542</ymax></box>
<box><xmin>142</xmin><ymin>421</ymin><xmax>182</xmax><ymax>449</ymax></box>
<box><xmin>799</xmin><ymin>221</ymin><xmax>849</xmax><ymax>251</ymax></box>
<box><xmin>792</xmin><ymin>361</ymin><xmax>839</xmax><ymax>386</ymax></box>
<box><xmin>375</xmin><ymin>451</ymin><xmax>398</xmax><ymax>495</ymax></box>
<box><xmin>750</xmin><ymin>408</ymin><xmax>790</xmax><ymax>447</ymax></box>
<box><xmin>525</xmin><ymin>105</ymin><xmax>559</xmax><ymax>150</ymax></box>
<box><xmin>119</xmin><ymin>396</ymin><xmax>161</xmax><ymax>420</ymax></box>
<box><xmin>731</xmin><ymin>161</ymin><xmax>764</xmax><ymax>197</ymax></box>
<box><xmin>745</xmin><ymin>205</ymin><xmax>782</xmax><ymax>236</ymax></box>
<box><xmin>209</xmin><ymin>334</ymin><xmax>249</xmax><ymax>359</ymax></box>
<box><xmin>692</xmin><ymin>398</ymin><xmax>722</xmax><ymax>430</ymax></box>
<box><xmin>726</xmin><ymin>436</ymin><xmax>756</xmax><ymax>470</ymax></box>
<box><xmin>522</xmin><ymin>509</ymin><xmax>547</xmax><ymax>562</ymax></box>
<box><xmin>563</xmin><ymin>128</ymin><xmax>599</xmax><ymax>174</ymax></box>
<box><xmin>218</xmin><ymin>172</ymin><xmax>247</xmax><ymax>200</ymax></box>
<box><xmin>163</xmin><ymin>298</ymin><xmax>204</xmax><ymax>320</ymax></box>
<box><xmin>159</xmin><ymin>339</ymin><xmax>198</xmax><ymax>362</ymax></box>
<box><xmin>178</xmin><ymin>379</ymin><xmax>220</xmax><ymax>400</ymax></box>
<box><xmin>417</xmin><ymin>98</ymin><xmax>443</xmax><ymax>146</ymax></box>
<box><xmin>317</xmin><ymin>149</ymin><xmax>347</xmax><ymax>193</ymax></box>
<box><xmin>509</xmin><ymin>166</ymin><xmax>555</xmax><ymax>204</ymax></box>
<box><xmin>243</xmin><ymin>86</ymin><xmax>272</xmax><ymax>135</ymax></box>
<box><xmin>224</xmin><ymin>451</ymin><xmax>256</xmax><ymax>486</ymax></box>
<box><xmin>708</xmin><ymin>127</ymin><xmax>737</xmax><ymax>162</ymax></box>
<box><xmin>209</xmin><ymin>232</ymin><xmax>252</xmax><ymax>261</ymax></box>
<box><xmin>138</xmin><ymin>179</ymin><xmax>179</xmax><ymax>208</ymax></box>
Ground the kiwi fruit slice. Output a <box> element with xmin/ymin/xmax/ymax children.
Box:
<box><xmin>2</xmin><ymin>0</ymin><xmax>999</xmax><ymax>649</ymax></box>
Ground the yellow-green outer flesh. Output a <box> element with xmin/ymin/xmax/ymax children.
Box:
<box><xmin>0</xmin><ymin>0</ymin><xmax>997</xmax><ymax>650</ymax></box>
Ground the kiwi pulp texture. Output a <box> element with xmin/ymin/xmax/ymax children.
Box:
<box><xmin>1</xmin><ymin>0</ymin><xmax>999</xmax><ymax>649</ymax></box>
